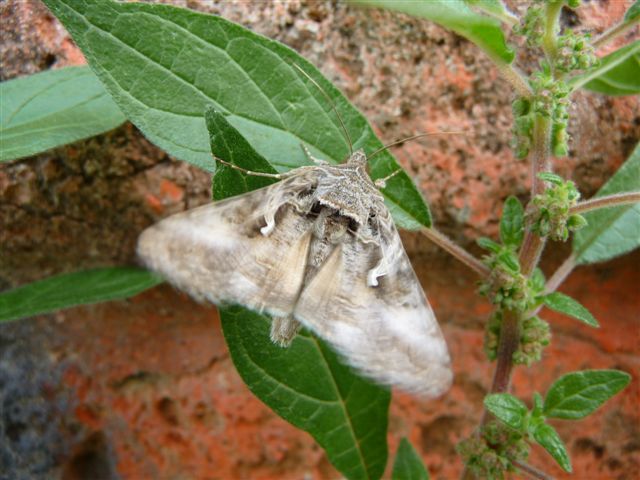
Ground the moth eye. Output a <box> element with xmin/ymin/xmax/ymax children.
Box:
<box><xmin>348</xmin><ymin>218</ymin><xmax>359</xmax><ymax>232</ymax></box>
<box><xmin>310</xmin><ymin>202</ymin><xmax>323</xmax><ymax>215</ymax></box>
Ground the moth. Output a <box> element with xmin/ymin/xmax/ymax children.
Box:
<box><xmin>137</xmin><ymin>78</ymin><xmax>452</xmax><ymax>397</ymax></box>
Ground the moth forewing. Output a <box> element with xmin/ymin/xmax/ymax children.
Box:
<box><xmin>138</xmin><ymin>149</ymin><xmax>452</xmax><ymax>397</ymax></box>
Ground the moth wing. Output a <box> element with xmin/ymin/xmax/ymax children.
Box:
<box><xmin>294</xmin><ymin>216</ymin><xmax>452</xmax><ymax>397</ymax></box>
<box><xmin>137</xmin><ymin>175</ymin><xmax>316</xmax><ymax>316</ymax></box>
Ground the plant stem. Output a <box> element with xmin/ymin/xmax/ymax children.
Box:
<box><xmin>571</xmin><ymin>191</ymin><xmax>640</xmax><ymax>214</ymax></box>
<box><xmin>493</xmin><ymin>60</ymin><xmax>533</xmax><ymax>98</ymax></box>
<box><xmin>519</xmin><ymin>115</ymin><xmax>552</xmax><ymax>276</ymax></box>
<box><xmin>592</xmin><ymin>15</ymin><xmax>640</xmax><ymax>50</ymax></box>
<box><xmin>420</xmin><ymin>227</ymin><xmax>490</xmax><ymax>278</ymax></box>
<box><xmin>544</xmin><ymin>253</ymin><xmax>576</xmax><ymax>294</ymax></box>
<box><xmin>513</xmin><ymin>460</ymin><xmax>556</xmax><ymax>480</ymax></box>
<box><xmin>488</xmin><ymin>310</ymin><xmax>520</xmax><ymax>394</ymax></box>
<box><xmin>542</xmin><ymin>1</ymin><xmax>563</xmax><ymax>69</ymax></box>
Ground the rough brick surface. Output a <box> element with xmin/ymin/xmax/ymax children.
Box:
<box><xmin>1</xmin><ymin>1</ymin><xmax>638</xmax><ymax>479</ymax></box>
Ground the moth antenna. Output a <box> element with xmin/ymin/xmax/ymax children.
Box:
<box><xmin>368</xmin><ymin>131</ymin><xmax>464</xmax><ymax>160</ymax></box>
<box><xmin>292</xmin><ymin>63</ymin><xmax>353</xmax><ymax>155</ymax></box>
<box><xmin>213</xmin><ymin>154</ymin><xmax>285</xmax><ymax>179</ymax></box>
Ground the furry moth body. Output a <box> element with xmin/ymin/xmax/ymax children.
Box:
<box><xmin>137</xmin><ymin>149</ymin><xmax>452</xmax><ymax>397</ymax></box>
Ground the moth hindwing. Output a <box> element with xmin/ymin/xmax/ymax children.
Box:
<box><xmin>138</xmin><ymin>149</ymin><xmax>452</xmax><ymax>397</ymax></box>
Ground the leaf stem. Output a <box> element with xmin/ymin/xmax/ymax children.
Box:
<box><xmin>544</xmin><ymin>253</ymin><xmax>577</xmax><ymax>294</ymax></box>
<box><xmin>493</xmin><ymin>60</ymin><xmax>533</xmax><ymax>98</ymax></box>
<box><xmin>513</xmin><ymin>460</ymin><xmax>556</xmax><ymax>480</ymax></box>
<box><xmin>527</xmin><ymin>253</ymin><xmax>577</xmax><ymax>318</ymax></box>
<box><xmin>570</xmin><ymin>191</ymin><xmax>640</xmax><ymax>215</ymax></box>
<box><xmin>470</xmin><ymin>2</ymin><xmax>519</xmax><ymax>27</ymax></box>
<box><xmin>592</xmin><ymin>15</ymin><xmax>640</xmax><ymax>50</ymax></box>
<box><xmin>420</xmin><ymin>227</ymin><xmax>490</xmax><ymax>278</ymax></box>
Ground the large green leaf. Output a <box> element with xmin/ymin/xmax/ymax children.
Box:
<box><xmin>0</xmin><ymin>268</ymin><xmax>162</xmax><ymax>323</ymax></box>
<box><xmin>207</xmin><ymin>110</ymin><xmax>391</xmax><ymax>480</ymax></box>
<box><xmin>570</xmin><ymin>41</ymin><xmax>640</xmax><ymax>96</ymax></box>
<box><xmin>0</xmin><ymin>66</ymin><xmax>125</xmax><ymax>162</ymax></box>
<box><xmin>392</xmin><ymin>438</ymin><xmax>430</xmax><ymax>480</ymax></box>
<box><xmin>543</xmin><ymin>370</ymin><xmax>631</xmax><ymax>420</ymax></box>
<box><xmin>350</xmin><ymin>0</ymin><xmax>514</xmax><ymax>63</ymax></box>
<box><xmin>43</xmin><ymin>0</ymin><xmax>431</xmax><ymax>230</ymax></box>
<box><xmin>221</xmin><ymin>307</ymin><xmax>390</xmax><ymax>480</ymax></box>
<box><xmin>573</xmin><ymin>143</ymin><xmax>640</xmax><ymax>264</ymax></box>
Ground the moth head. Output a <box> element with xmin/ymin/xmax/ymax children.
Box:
<box><xmin>347</xmin><ymin>149</ymin><xmax>368</xmax><ymax>169</ymax></box>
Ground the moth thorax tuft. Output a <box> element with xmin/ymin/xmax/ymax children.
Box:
<box><xmin>347</xmin><ymin>149</ymin><xmax>368</xmax><ymax>167</ymax></box>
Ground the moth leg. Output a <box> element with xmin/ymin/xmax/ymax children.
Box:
<box><xmin>374</xmin><ymin>168</ymin><xmax>402</xmax><ymax>189</ymax></box>
<box><xmin>270</xmin><ymin>315</ymin><xmax>301</xmax><ymax>347</ymax></box>
<box><xmin>213</xmin><ymin>155</ymin><xmax>286</xmax><ymax>179</ymax></box>
<box><xmin>367</xmin><ymin>255</ymin><xmax>388</xmax><ymax>287</ymax></box>
<box><xmin>300</xmin><ymin>144</ymin><xmax>329</xmax><ymax>166</ymax></box>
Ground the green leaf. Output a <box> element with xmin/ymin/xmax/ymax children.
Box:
<box><xmin>484</xmin><ymin>393</ymin><xmax>529</xmax><ymax>431</ymax></box>
<box><xmin>42</xmin><ymin>0</ymin><xmax>431</xmax><ymax>230</ymax></box>
<box><xmin>542</xmin><ymin>292</ymin><xmax>599</xmax><ymax>327</ymax></box>
<box><xmin>392</xmin><ymin>438</ymin><xmax>430</xmax><ymax>480</ymax></box>
<box><xmin>221</xmin><ymin>306</ymin><xmax>390</xmax><ymax>480</ymax></box>
<box><xmin>206</xmin><ymin>107</ymin><xmax>278</xmax><ymax>199</ymax></box>
<box><xmin>531</xmin><ymin>423</ymin><xmax>572</xmax><ymax>473</ymax></box>
<box><xmin>500</xmin><ymin>196</ymin><xmax>525</xmax><ymax>247</ymax></box>
<box><xmin>0</xmin><ymin>268</ymin><xmax>162</xmax><ymax>323</ymax></box>
<box><xmin>464</xmin><ymin>0</ymin><xmax>518</xmax><ymax>25</ymax></box>
<box><xmin>570</xmin><ymin>41</ymin><xmax>640</xmax><ymax>96</ymax></box>
<box><xmin>477</xmin><ymin>237</ymin><xmax>501</xmax><ymax>253</ymax></box>
<box><xmin>351</xmin><ymin>0</ymin><xmax>514</xmax><ymax>63</ymax></box>
<box><xmin>624</xmin><ymin>1</ymin><xmax>640</xmax><ymax>21</ymax></box>
<box><xmin>543</xmin><ymin>370</ymin><xmax>631</xmax><ymax>420</ymax></box>
<box><xmin>537</xmin><ymin>172</ymin><xmax>564</xmax><ymax>185</ymax></box>
<box><xmin>0</xmin><ymin>66</ymin><xmax>125</xmax><ymax>162</ymax></box>
<box><xmin>573</xmin><ymin>143</ymin><xmax>640</xmax><ymax>264</ymax></box>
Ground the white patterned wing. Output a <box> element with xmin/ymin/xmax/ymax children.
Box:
<box><xmin>137</xmin><ymin>179</ymin><xmax>314</xmax><ymax>317</ymax></box>
<box><xmin>293</xmin><ymin>220</ymin><xmax>452</xmax><ymax>397</ymax></box>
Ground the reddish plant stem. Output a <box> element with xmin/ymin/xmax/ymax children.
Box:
<box><xmin>592</xmin><ymin>15</ymin><xmax>640</xmax><ymax>49</ymax></box>
<box><xmin>571</xmin><ymin>191</ymin><xmax>640</xmax><ymax>215</ymax></box>
<box><xmin>420</xmin><ymin>227</ymin><xmax>490</xmax><ymax>278</ymax></box>
<box><xmin>513</xmin><ymin>460</ymin><xmax>556</xmax><ymax>480</ymax></box>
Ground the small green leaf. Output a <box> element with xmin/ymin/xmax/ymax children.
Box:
<box><xmin>544</xmin><ymin>370</ymin><xmax>631</xmax><ymax>420</ymax></box>
<box><xmin>477</xmin><ymin>237</ymin><xmax>501</xmax><ymax>253</ymax></box>
<box><xmin>497</xmin><ymin>250</ymin><xmax>520</xmax><ymax>273</ymax></box>
<box><xmin>537</xmin><ymin>172</ymin><xmax>565</xmax><ymax>185</ymax></box>
<box><xmin>0</xmin><ymin>66</ymin><xmax>125</xmax><ymax>162</ymax></box>
<box><xmin>625</xmin><ymin>1</ymin><xmax>640</xmax><ymax>21</ymax></box>
<box><xmin>484</xmin><ymin>393</ymin><xmax>529</xmax><ymax>431</ymax></box>
<box><xmin>392</xmin><ymin>438</ymin><xmax>430</xmax><ymax>480</ymax></box>
<box><xmin>570</xmin><ymin>41</ymin><xmax>640</xmax><ymax>96</ymax></box>
<box><xmin>532</xmin><ymin>392</ymin><xmax>544</xmax><ymax>418</ymax></box>
<box><xmin>350</xmin><ymin>0</ymin><xmax>514</xmax><ymax>63</ymax></box>
<box><xmin>43</xmin><ymin>0</ymin><xmax>431</xmax><ymax>230</ymax></box>
<box><xmin>500</xmin><ymin>196</ymin><xmax>525</xmax><ymax>247</ymax></box>
<box><xmin>573</xmin><ymin>143</ymin><xmax>640</xmax><ymax>264</ymax></box>
<box><xmin>221</xmin><ymin>306</ymin><xmax>390</xmax><ymax>480</ymax></box>
<box><xmin>529</xmin><ymin>268</ymin><xmax>546</xmax><ymax>294</ymax></box>
<box><xmin>531</xmin><ymin>423</ymin><xmax>572</xmax><ymax>473</ymax></box>
<box><xmin>0</xmin><ymin>268</ymin><xmax>162</xmax><ymax>323</ymax></box>
<box><xmin>542</xmin><ymin>292</ymin><xmax>599</xmax><ymax>327</ymax></box>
